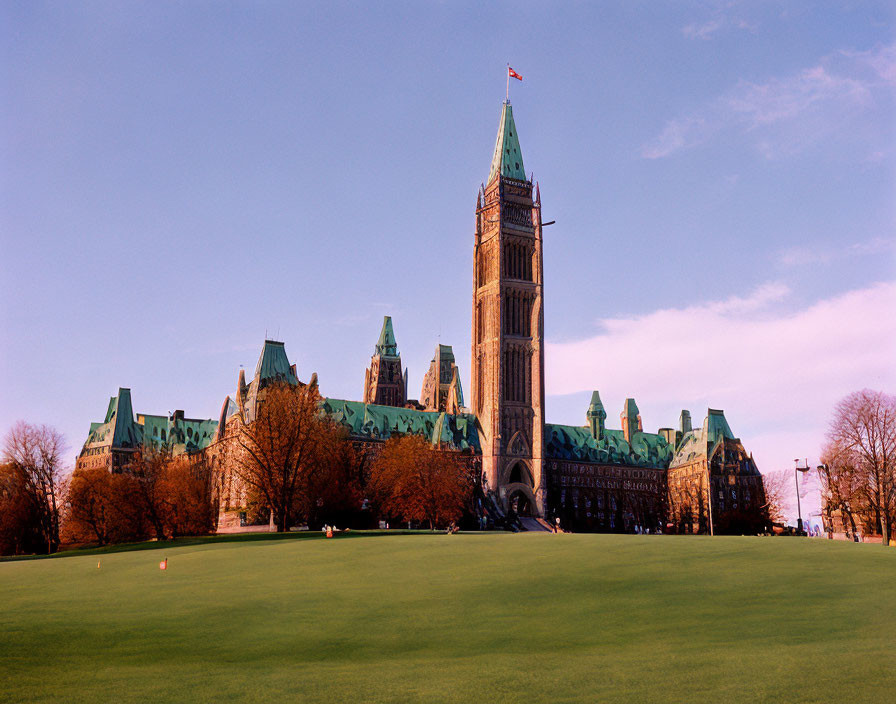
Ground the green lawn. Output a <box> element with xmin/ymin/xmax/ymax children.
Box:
<box><xmin>1</xmin><ymin>533</ymin><xmax>894</xmax><ymax>703</ymax></box>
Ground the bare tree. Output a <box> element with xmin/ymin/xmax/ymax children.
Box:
<box><xmin>228</xmin><ymin>382</ymin><xmax>344</xmax><ymax>532</ymax></box>
<box><xmin>2</xmin><ymin>422</ymin><xmax>67</xmax><ymax>553</ymax></box>
<box><xmin>822</xmin><ymin>390</ymin><xmax>896</xmax><ymax>546</ymax></box>
<box><xmin>761</xmin><ymin>469</ymin><xmax>790</xmax><ymax>525</ymax></box>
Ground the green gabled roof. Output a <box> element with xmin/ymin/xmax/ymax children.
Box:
<box><xmin>110</xmin><ymin>388</ymin><xmax>141</xmax><ymax>449</ymax></box>
<box><xmin>704</xmin><ymin>409</ymin><xmax>735</xmax><ymax>443</ymax></box>
<box><xmin>375</xmin><ymin>316</ymin><xmax>399</xmax><ymax>357</ymax></box>
<box><xmin>254</xmin><ymin>340</ymin><xmax>297</xmax><ymax>386</ymax></box>
<box><xmin>670</xmin><ymin>409</ymin><xmax>741</xmax><ymax>468</ymax></box>
<box><xmin>80</xmin><ymin>389</ymin><xmax>140</xmax><ymax>451</ymax></box>
<box><xmin>321</xmin><ymin>398</ymin><xmax>480</xmax><ymax>452</ymax></box>
<box><xmin>544</xmin><ymin>423</ymin><xmax>672</xmax><ymax>469</ymax></box>
<box><xmin>80</xmin><ymin>389</ymin><xmax>217</xmax><ymax>457</ymax></box>
<box><xmin>488</xmin><ymin>101</ymin><xmax>526</xmax><ymax>183</ymax></box>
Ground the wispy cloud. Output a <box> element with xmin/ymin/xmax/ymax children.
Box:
<box><xmin>641</xmin><ymin>43</ymin><xmax>894</xmax><ymax>159</ymax></box>
<box><xmin>682</xmin><ymin>18</ymin><xmax>725</xmax><ymax>40</ymax></box>
<box><xmin>683</xmin><ymin>11</ymin><xmax>756</xmax><ymax>41</ymax></box>
<box><xmin>777</xmin><ymin>237</ymin><xmax>896</xmax><ymax>268</ymax></box>
<box><xmin>546</xmin><ymin>281</ymin><xmax>896</xmax><ymax>486</ymax></box>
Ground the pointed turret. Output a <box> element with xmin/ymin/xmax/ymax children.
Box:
<box><xmin>488</xmin><ymin>101</ymin><xmax>526</xmax><ymax>183</ymax></box>
<box><xmin>586</xmin><ymin>390</ymin><xmax>607</xmax><ymax>440</ymax></box>
<box><xmin>621</xmin><ymin>398</ymin><xmax>643</xmax><ymax>443</ymax></box>
<box><xmin>375</xmin><ymin>316</ymin><xmax>399</xmax><ymax>357</ymax></box>
<box><xmin>363</xmin><ymin>316</ymin><xmax>405</xmax><ymax>406</ymax></box>
<box><xmin>110</xmin><ymin>388</ymin><xmax>140</xmax><ymax>449</ymax></box>
<box><xmin>254</xmin><ymin>340</ymin><xmax>297</xmax><ymax>387</ymax></box>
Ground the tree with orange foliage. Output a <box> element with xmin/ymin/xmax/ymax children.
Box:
<box><xmin>0</xmin><ymin>461</ymin><xmax>45</xmax><ymax>555</ymax></box>
<box><xmin>65</xmin><ymin>469</ymin><xmax>119</xmax><ymax>546</ymax></box>
<box><xmin>368</xmin><ymin>434</ymin><xmax>472</xmax><ymax>529</ymax></box>
<box><xmin>160</xmin><ymin>454</ymin><xmax>213</xmax><ymax>538</ymax></box>
<box><xmin>229</xmin><ymin>381</ymin><xmax>349</xmax><ymax>532</ymax></box>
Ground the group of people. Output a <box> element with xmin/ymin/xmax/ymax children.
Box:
<box><xmin>322</xmin><ymin>524</ymin><xmax>349</xmax><ymax>537</ymax></box>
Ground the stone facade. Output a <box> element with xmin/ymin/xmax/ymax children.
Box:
<box><xmin>76</xmin><ymin>99</ymin><xmax>768</xmax><ymax>534</ymax></box>
<box><xmin>666</xmin><ymin>410</ymin><xmax>766</xmax><ymax>534</ymax></box>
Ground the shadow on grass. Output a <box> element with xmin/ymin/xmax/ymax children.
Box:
<box><xmin>0</xmin><ymin>529</ymin><xmax>503</xmax><ymax>562</ymax></box>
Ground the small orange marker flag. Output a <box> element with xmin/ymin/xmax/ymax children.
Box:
<box><xmin>97</xmin><ymin>560</ymin><xmax>101</xmax><ymax>569</ymax></box>
<box><xmin>159</xmin><ymin>558</ymin><xmax>168</xmax><ymax>570</ymax></box>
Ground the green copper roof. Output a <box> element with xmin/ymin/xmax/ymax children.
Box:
<box><xmin>139</xmin><ymin>414</ymin><xmax>217</xmax><ymax>454</ymax></box>
<box><xmin>110</xmin><ymin>388</ymin><xmax>140</xmax><ymax>448</ymax></box>
<box><xmin>670</xmin><ymin>409</ymin><xmax>742</xmax><ymax>468</ymax></box>
<box><xmin>488</xmin><ymin>101</ymin><xmax>526</xmax><ymax>183</ymax></box>
<box><xmin>451</xmin><ymin>367</ymin><xmax>465</xmax><ymax>409</ymax></box>
<box><xmin>254</xmin><ymin>340</ymin><xmax>297</xmax><ymax>385</ymax></box>
<box><xmin>704</xmin><ymin>409</ymin><xmax>735</xmax><ymax>444</ymax></box>
<box><xmin>321</xmin><ymin>398</ymin><xmax>480</xmax><ymax>452</ymax></box>
<box><xmin>82</xmin><ymin>388</ymin><xmax>141</xmax><ymax>451</ymax></box>
<box><xmin>375</xmin><ymin>316</ymin><xmax>399</xmax><ymax>357</ymax></box>
<box><xmin>80</xmin><ymin>389</ymin><xmax>217</xmax><ymax>457</ymax></box>
<box><xmin>545</xmin><ymin>423</ymin><xmax>672</xmax><ymax>469</ymax></box>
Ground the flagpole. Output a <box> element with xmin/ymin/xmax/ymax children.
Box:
<box><xmin>506</xmin><ymin>64</ymin><xmax>509</xmax><ymax>102</ymax></box>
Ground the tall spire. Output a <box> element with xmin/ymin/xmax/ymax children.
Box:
<box><xmin>488</xmin><ymin>102</ymin><xmax>526</xmax><ymax>183</ymax></box>
<box><xmin>364</xmin><ymin>316</ymin><xmax>405</xmax><ymax>406</ymax></box>
<box><xmin>375</xmin><ymin>316</ymin><xmax>398</xmax><ymax>357</ymax></box>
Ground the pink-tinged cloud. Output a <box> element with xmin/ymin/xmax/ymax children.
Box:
<box><xmin>641</xmin><ymin>43</ymin><xmax>894</xmax><ymax>159</ymax></box>
<box><xmin>545</xmin><ymin>280</ymin><xmax>896</xmax><ymax>521</ymax></box>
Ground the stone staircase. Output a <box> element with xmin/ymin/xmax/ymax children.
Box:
<box><xmin>519</xmin><ymin>517</ymin><xmax>552</xmax><ymax>532</ymax></box>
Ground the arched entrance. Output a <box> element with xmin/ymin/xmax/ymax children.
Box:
<box><xmin>508</xmin><ymin>462</ymin><xmax>533</xmax><ymax>487</ymax></box>
<box><xmin>509</xmin><ymin>490</ymin><xmax>533</xmax><ymax>517</ymax></box>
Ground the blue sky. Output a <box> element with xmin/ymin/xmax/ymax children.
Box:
<box><xmin>2</xmin><ymin>1</ymin><xmax>894</xmax><ymax>520</ymax></box>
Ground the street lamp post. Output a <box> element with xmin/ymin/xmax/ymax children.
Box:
<box><xmin>794</xmin><ymin>458</ymin><xmax>810</xmax><ymax>534</ymax></box>
<box><xmin>817</xmin><ymin>464</ymin><xmax>832</xmax><ymax>539</ymax></box>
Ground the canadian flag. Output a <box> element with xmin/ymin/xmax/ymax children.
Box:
<box><xmin>508</xmin><ymin>67</ymin><xmax>522</xmax><ymax>81</ymax></box>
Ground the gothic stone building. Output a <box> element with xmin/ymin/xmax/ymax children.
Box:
<box><xmin>76</xmin><ymin>100</ymin><xmax>765</xmax><ymax>534</ymax></box>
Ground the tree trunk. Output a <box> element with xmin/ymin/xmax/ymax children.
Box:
<box><xmin>881</xmin><ymin>511</ymin><xmax>890</xmax><ymax>547</ymax></box>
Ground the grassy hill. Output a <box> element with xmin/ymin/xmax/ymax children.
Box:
<box><xmin>1</xmin><ymin>532</ymin><xmax>893</xmax><ymax>703</ymax></box>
